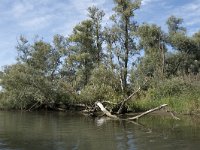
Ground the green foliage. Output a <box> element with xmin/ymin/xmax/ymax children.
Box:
<box><xmin>67</xmin><ymin>18</ymin><xmax>102</xmax><ymax>88</ymax></box>
<box><xmin>147</xmin><ymin>78</ymin><xmax>191</xmax><ymax>99</ymax></box>
<box><xmin>0</xmin><ymin>37</ymin><xmax>73</xmax><ymax>110</ymax></box>
<box><xmin>166</xmin><ymin>15</ymin><xmax>186</xmax><ymax>34</ymax></box>
<box><xmin>87</xmin><ymin>6</ymin><xmax>105</xmax><ymax>64</ymax></box>
<box><xmin>0</xmin><ymin>3</ymin><xmax>200</xmax><ymax>114</ymax></box>
<box><xmin>106</xmin><ymin>0</ymin><xmax>141</xmax><ymax>94</ymax></box>
<box><xmin>78</xmin><ymin>65</ymin><xmax>122</xmax><ymax>104</ymax></box>
<box><xmin>130</xmin><ymin>76</ymin><xmax>200</xmax><ymax>114</ymax></box>
<box><xmin>137</xmin><ymin>24</ymin><xmax>166</xmax><ymax>52</ymax></box>
<box><xmin>136</xmin><ymin>24</ymin><xmax>167</xmax><ymax>81</ymax></box>
<box><xmin>167</xmin><ymin>32</ymin><xmax>199</xmax><ymax>75</ymax></box>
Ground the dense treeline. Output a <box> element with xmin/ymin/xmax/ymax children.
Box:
<box><xmin>0</xmin><ymin>0</ymin><xmax>200</xmax><ymax>113</ymax></box>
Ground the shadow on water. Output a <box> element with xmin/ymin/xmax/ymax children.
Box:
<box><xmin>0</xmin><ymin>111</ymin><xmax>200</xmax><ymax>150</ymax></box>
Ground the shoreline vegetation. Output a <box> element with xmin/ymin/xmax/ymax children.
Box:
<box><xmin>0</xmin><ymin>0</ymin><xmax>200</xmax><ymax>117</ymax></box>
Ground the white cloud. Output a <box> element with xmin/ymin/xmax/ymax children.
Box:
<box><xmin>173</xmin><ymin>1</ymin><xmax>200</xmax><ymax>18</ymax></box>
<box><xmin>70</xmin><ymin>0</ymin><xmax>107</xmax><ymax>15</ymax></box>
<box><xmin>11</xmin><ymin>1</ymin><xmax>34</xmax><ymax>18</ymax></box>
<box><xmin>51</xmin><ymin>0</ymin><xmax>113</xmax><ymax>36</ymax></box>
<box><xmin>9</xmin><ymin>0</ymin><xmax>64</xmax><ymax>29</ymax></box>
<box><xmin>142</xmin><ymin>0</ymin><xmax>152</xmax><ymax>5</ymax></box>
<box><xmin>141</xmin><ymin>0</ymin><xmax>160</xmax><ymax>6</ymax></box>
<box><xmin>171</xmin><ymin>0</ymin><xmax>200</xmax><ymax>34</ymax></box>
<box><xmin>1</xmin><ymin>0</ymin><xmax>199</xmax><ymax>68</ymax></box>
<box><xmin>19</xmin><ymin>15</ymin><xmax>52</xmax><ymax>29</ymax></box>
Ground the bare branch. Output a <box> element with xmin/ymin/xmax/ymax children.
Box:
<box><xmin>128</xmin><ymin>104</ymin><xmax>168</xmax><ymax>120</ymax></box>
<box><xmin>95</xmin><ymin>101</ymin><xmax>118</xmax><ymax>119</ymax></box>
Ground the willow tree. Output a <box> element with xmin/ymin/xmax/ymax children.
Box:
<box><xmin>110</xmin><ymin>0</ymin><xmax>141</xmax><ymax>94</ymax></box>
<box><xmin>166</xmin><ymin>15</ymin><xmax>186</xmax><ymax>34</ymax></box>
<box><xmin>0</xmin><ymin>36</ymin><xmax>71</xmax><ymax>110</ymax></box>
<box><xmin>68</xmin><ymin>20</ymin><xmax>95</xmax><ymax>88</ymax></box>
<box><xmin>166</xmin><ymin>16</ymin><xmax>199</xmax><ymax>75</ymax></box>
<box><xmin>66</xmin><ymin>7</ymin><xmax>105</xmax><ymax>90</ymax></box>
<box><xmin>88</xmin><ymin>6</ymin><xmax>105</xmax><ymax>65</ymax></box>
<box><xmin>137</xmin><ymin>24</ymin><xmax>167</xmax><ymax>80</ymax></box>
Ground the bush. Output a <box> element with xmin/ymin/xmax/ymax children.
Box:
<box><xmin>147</xmin><ymin>77</ymin><xmax>192</xmax><ymax>100</ymax></box>
<box><xmin>130</xmin><ymin>76</ymin><xmax>200</xmax><ymax>114</ymax></box>
<box><xmin>77</xmin><ymin>66</ymin><xmax>122</xmax><ymax>104</ymax></box>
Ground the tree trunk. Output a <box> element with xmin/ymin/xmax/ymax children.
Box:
<box><xmin>123</xmin><ymin>17</ymin><xmax>129</xmax><ymax>94</ymax></box>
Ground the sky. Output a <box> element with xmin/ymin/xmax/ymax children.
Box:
<box><xmin>0</xmin><ymin>0</ymin><xmax>200</xmax><ymax>69</ymax></box>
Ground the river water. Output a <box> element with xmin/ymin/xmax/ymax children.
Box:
<box><xmin>0</xmin><ymin>111</ymin><xmax>199</xmax><ymax>150</ymax></box>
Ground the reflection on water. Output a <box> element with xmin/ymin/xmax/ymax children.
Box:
<box><xmin>0</xmin><ymin>111</ymin><xmax>199</xmax><ymax>150</ymax></box>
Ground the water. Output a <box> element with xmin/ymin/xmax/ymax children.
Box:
<box><xmin>0</xmin><ymin>111</ymin><xmax>199</xmax><ymax>150</ymax></box>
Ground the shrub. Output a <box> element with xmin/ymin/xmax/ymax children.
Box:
<box><xmin>130</xmin><ymin>76</ymin><xmax>200</xmax><ymax>114</ymax></box>
<box><xmin>77</xmin><ymin>65</ymin><xmax>122</xmax><ymax>104</ymax></box>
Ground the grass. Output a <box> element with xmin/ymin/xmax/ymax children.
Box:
<box><xmin>129</xmin><ymin>75</ymin><xmax>200</xmax><ymax>114</ymax></box>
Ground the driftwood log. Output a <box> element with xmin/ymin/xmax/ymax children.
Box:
<box><xmin>127</xmin><ymin>104</ymin><xmax>168</xmax><ymax>120</ymax></box>
<box><xmin>95</xmin><ymin>101</ymin><xmax>118</xmax><ymax>119</ymax></box>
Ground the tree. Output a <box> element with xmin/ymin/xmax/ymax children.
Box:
<box><xmin>166</xmin><ymin>16</ymin><xmax>199</xmax><ymax>75</ymax></box>
<box><xmin>67</xmin><ymin>20</ymin><xmax>96</xmax><ymax>88</ymax></box>
<box><xmin>78</xmin><ymin>65</ymin><xmax>122</xmax><ymax>104</ymax></box>
<box><xmin>88</xmin><ymin>6</ymin><xmax>105</xmax><ymax>65</ymax></box>
<box><xmin>103</xmin><ymin>27</ymin><xmax>118</xmax><ymax>70</ymax></box>
<box><xmin>192</xmin><ymin>31</ymin><xmax>200</xmax><ymax>61</ymax></box>
<box><xmin>166</xmin><ymin>15</ymin><xmax>186</xmax><ymax>34</ymax></box>
<box><xmin>0</xmin><ymin>36</ymin><xmax>73</xmax><ymax>110</ymax></box>
<box><xmin>137</xmin><ymin>24</ymin><xmax>167</xmax><ymax>80</ymax></box>
<box><xmin>110</xmin><ymin>0</ymin><xmax>141</xmax><ymax>94</ymax></box>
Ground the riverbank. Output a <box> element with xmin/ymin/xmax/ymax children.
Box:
<box><xmin>0</xmin><ymin>75</ymin><xmax>200</xmax><ymax>115</ymax></box>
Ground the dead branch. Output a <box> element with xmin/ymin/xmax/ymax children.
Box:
<box><xmin>170</xmin><ymin>112</ymin><xmax>180</xmax><ymax>120</ymax></box>
<box><xmin>167</xmin><ymin>110</ymin><xmax>180</xmax><ymax>120</ymax></box>
<box><xmin>117</xmin><ymin>87</ymin><xmax>141</xmax><ymax>114</ymax></box>
<box><xmin>117</xmin><ymin>80</ymin><xmax>148</xmax><ymax>114</ymax></box>
<box><xmin>128</xmin><ymin>104</ymin><xmax>168</xmax><ymax>120</ymax></box>
<box><xmin>95</xmin><ymin>101</ymin><xmax>118</xmax><ymax>119</ymax></box>
<box><xmin>102</xmin><ymin>101</ymin><xmax>117</xmax><ymax>105</ymax></box>
<box><xmin>94</xmin><ymin>102</ymin><xmax>179</xmax><ymax>122</ymax></box>
<box><xmin>26</xmin><ymin>101</ymin><xmax>40</xmax><ymax>111</ymax></box>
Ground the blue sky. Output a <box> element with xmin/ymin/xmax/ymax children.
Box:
<box><xmin>0</xmin><ymin>0</ymin><xmax>200</xmax><ymax>69</ymax></box>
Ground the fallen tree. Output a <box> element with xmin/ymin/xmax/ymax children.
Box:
<box><xmin>127</xmin><ymin>104</ymin><xmax>168</xmax><ymax>120</ymax></box>
<box><xmin>95</xmin><ymin>101</ymin><xmax>180</xmax><ymax>120</ymax></box>
<box><xmin>95</xmin><ymin>101</ymin><xmax>118</xmax><ymax>119</ymax></box>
